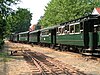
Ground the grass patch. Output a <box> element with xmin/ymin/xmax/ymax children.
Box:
<box><xmin>0</xmin><ymin>52</ymin><xmax>12</xmax><ymax>62</ymax></box>
<box><xmin>0</xmin><ymin>52</ymin><xmax>7</xmax><ymax>57</ymax></box>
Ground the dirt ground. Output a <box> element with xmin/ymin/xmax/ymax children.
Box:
<box><xmin>0</xmin><ymin>41</ymin><xmax>100</xmax><ymax>75</ymax></box>
<box><xmin>27</xmin><ymin>46</ymin><xmax>100</xmax><ymax>75</ymax></box>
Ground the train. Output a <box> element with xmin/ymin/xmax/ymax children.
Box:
<box><xmin>9</xmin><ymin>15</ymin><xmax>100</xmax><ymax>55</ymax></box>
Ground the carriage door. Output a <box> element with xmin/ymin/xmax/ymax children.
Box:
<box><xmin>83</xmin><ymin>20</ymin><xmax>89</xmax><ymax>49</ymax></box>
<box><xmin>93</xmin><ymin>25</ymin><xmax>98</xmax><ymax>49</ymax></box>
<box><xmin>93</xmin><ymin>18</ymin><xmax>99</xmax><ymax>49</ymax></box>
<box><xmin>84</xmin><ymin>19</ymin><xmax>98</xmax><ymax>51</ymax></box>
<box><xmin>51</xmin><ymin>28</ymin><xmax>56</xmax><ymax>45</ymax></box>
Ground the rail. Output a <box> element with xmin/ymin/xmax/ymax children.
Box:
<box><xmin>22</xmin><ymin>50</ymin><xmax>86</xmax><ymax>75</ymax></box>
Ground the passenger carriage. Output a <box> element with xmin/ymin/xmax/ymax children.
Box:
<box><xmin>56</xmin><ymin>22</ymin><xmax>84</xmax><ymax>51</ymax></box>
<box><xmin>18</xmin><ymin>31</ymin><xmax>29</xmax><ymax>43</ymax></box>
<box><xmin>56</xmin><ymin>15</ymin><xmax>100</xmax><ymax>55</ymax></box>
<box><xmin>9</xmin><ymin>15</ymin><xmax>100</xmax><ymax>55</ymax></box>
<box><xmin>40</xmin><ymin>25</ymin><xmax>59</xmax><ymax>47</ymax></box>
<box><xmin>29</xmin><ymin>30</ymin><xmax>40</xmax><ymax>44</ymax></box>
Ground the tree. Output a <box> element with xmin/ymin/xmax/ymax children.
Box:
<box><xmin>0</xmin><ymin>0</ymin><xmax>20</xmax><ymax>48</ymax></box>
<box><xmin>39</xmin><ymin>0</ymin><xmax>100</xmax><ymax>27</ymax></box>
<box><xmin>7</xmin><ymin>8</ymin><xmax>32</xmax><ymax>33</ymax></box>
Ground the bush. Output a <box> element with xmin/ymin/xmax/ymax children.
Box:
<box><xmin>0</xmin><ymin>39</ymin><xmax>4</xmax><ymax>49</ymax></box>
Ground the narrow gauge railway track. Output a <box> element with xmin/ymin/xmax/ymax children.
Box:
<box><xmin>22</xmin><ymin>50</ymin><xmax>86</xmax><ymax>75</ymax></box>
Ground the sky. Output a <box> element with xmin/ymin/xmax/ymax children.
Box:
<box><xmin>13</xmin><ymin>0</ymin><xmax>51</xmax><ymax>25</ymax></box>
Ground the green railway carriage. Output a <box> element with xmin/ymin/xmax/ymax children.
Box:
<box><xmin>40</xmin><ymin>25</ymin><xmax>59</xmax><ymax>47</ymax></box>
<box><xmin>97</xmin><ymin>31</ymin><xmax>100</xmax><ymax>48</ymax></box>
<box><xmin>10</xmin><ymin>15</ymin><xmax>100</xmax><ymax>55</ymax></box>
<box><xmin>29</xmin><ymin>30</ymin><xmax>40</xmax><ymax>44</ymax></box>
<box><xmin>18</xmin><ymin>31</ymin><xmax>29</xmax><ymax>43</ymax></box>
<box><xmin>56</xmin><ymin>22</ymin><xmax>84</xmax><ymax>46</ymax></box>
<box><xmin>56</xmin><ymin>15</ymin><xmax>100</xmax><ymax>53</ymax></box>
<box><xmin>94</xmin><ymin>17</ymin><xmax>100</xmax><ymax>49</ymax></box>
<box><xmin>82</xmin><ymin>15</ymin><xmax>100</xmax><ymax>54</ymax></box>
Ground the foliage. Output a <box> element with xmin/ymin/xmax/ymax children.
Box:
<box><xmin>39</xmin><ymin>0</ymin><xmax>100</xmax><ymax>27</ymax></box>
<box><xmin>6</xmin><ymin>8</ymin><xmax>32</xmax><ymax>33</ymax></box>
<box><xmin>0</xmin><ymin>39</ymin><xmax>4</xmax><ymax>49</ymax></box>
<box><xmin>0</xmin><ymin>0</ymin><xmax>32</xmax><ymax>48</ymax></box>
<box><xmin>35</xmin><ymin>25</ymin><xmax>41</xmax><ymax>30</ymax></box>
<box><xmin>0</xmin><ymin>52</ymin><xmax>12</xmax><ymax>62</ymax></box>
<box><xmin>35</xmin><ymin>21</ymin><xmax>41</xmax><ymax>30</ymax></box>
<box><xmin>0</xmin><ymin>0</ymin><xmax>20</xmax><ymax>48</ymax></box>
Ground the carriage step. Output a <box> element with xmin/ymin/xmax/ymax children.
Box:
<box><xmin>82</xmin><ymin>53</ymin><xmax>100</xmax><ymax>56</ymax></box>
<box><xmin>93</xmin><ymin>53</ymin><xmax>100</xmax><ymax>55</ymax></box>
<box><xmin>85</xmin><ymin>48</ymin><xmax>92</xmax><ymax>51</ymax></box>
<box><xmin>82</xmin><ymin>53</ymin><xmax>92</xmax><ymax>55</ymax></box>
<box><xmin>85</xmin><ymin>49</ymin><xmax>100</xmax><ymax>51</ymax></box>
<box><xmin>95</xmin><ymin>49</ymin><xmax>100</xmax><ymax>51</ymax></box>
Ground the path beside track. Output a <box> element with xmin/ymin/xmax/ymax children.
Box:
<box><xmin>2</xmin><ymin>41</ymin><xmax>100</xmax><ymax>75</ymax></box>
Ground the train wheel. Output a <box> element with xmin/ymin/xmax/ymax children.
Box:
<box><xmin>62</xmin><ymin>46</ymin><xmax>66</xmax><ymax>51</ymax></box>
<box><xmin>79</xmin><ymin>48</ymin><xmax>83</xmax><ymax>54</ymax></box>
<box><xmin>76</xmin><ymin>47</ymin><xmax>83</xmax><ymax>54</ymax></box>
<box><xmin>60</xmin><ymin>45</ymin><xmax>63</xmax><ymax>51</ymax></box>
<box><xmin>50</xmin><ymin>44</ymin><xmax>55</xmax><ymax>49</ymax></box>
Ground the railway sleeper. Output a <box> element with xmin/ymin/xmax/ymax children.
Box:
<box><xmin>46</xmin><ymin>58</ymin><xmax>85</xmax><ymax>75</ymax></box>
<box><xmin>25</xmin><ymin>51</ymin><xmax>74</xmax><ymax>75</ymax></box>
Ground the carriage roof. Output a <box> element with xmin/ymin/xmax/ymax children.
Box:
<box><xmin>18</xmin><ymin>31</ymin><xmax>29</xmax><ymax>35</ymax></box>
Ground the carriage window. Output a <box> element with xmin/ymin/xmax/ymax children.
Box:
<box><xmin>80</xmin><ymin>24</ymin><xmax>83</xmax><ymax>30</ymax></box>
<box><xmin>64</xmin><ymin>25</ymin><xmax>69</xmax><ymax>34</ymax></box>
<box><xmin>97</xmin><ymin>26</ymin><xmax>100</xmax><ymax>31</ymax></box>
<box><xmin>41</xmin><ymin>30</ymin><xmax>50</xmax><ymax>36</ymax></box>
<box><xmin>62</xmin><ymin>27</ymin><xmax>65</xmax><ymax>34</ymax></box>
<box><xmin>80</xmin><ymin>22</ymin><xmax>83</xmax><ymax>33</ymax></box>
<box><xmin>20</xmin><ymin>34</ymin><xmax>26</xmax><ymax>37</ymax></box>
<box><xmin>57</xmin><ymin>27</ymin><xmax>62</xmax><ymax>34</ymax></box>
<box><xmin>59</xmin><ymin>28</ymin><xmax>62</xmax><ymax>33</ymax></box>
<box><xmin>20</xmin><ymin>34</ymin><xmax>22</xmax><ymax>37</ymax></box>
<box><xmin>57</xmin><ymin>26</ymin><xmax>65</xmax><ymax>35</ymax></box>
<box><xmin>70</xmin><ymin>25</ymin><xmax>74</xmax><ymax>33</ymax></box>
<box><xmin>75</xmin><ymin>24</ymin><xmax>80</xmax><ymax>33</ymax></box>
<box><xmin>56</xmin><ymin>28</ymin><xmax>58</xmax><ymax>33</ymax></box>
<box><xmin>94</xmin><ymin>25</ymin><xmax>98</xmax><ymax>32</ymax></box>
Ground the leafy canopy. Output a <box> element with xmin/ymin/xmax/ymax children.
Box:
<box><xmin>6</xmin><ymin>8</ymin><xmax>32</xmax><ymax>33</ymax></box>
<box><xmin>0</xmin><ymin>0</ymin><xmax>20</xmax><ymax>47</ymax></box>
<box><xmin>0</xmin><ymin>0</ymin><xmax>20</xmax><ymax>38</ymax></box>
<box><xmin>39</xmin><ymin>0</ymin><xmax>100</xmax><ymax>27</ymax></box>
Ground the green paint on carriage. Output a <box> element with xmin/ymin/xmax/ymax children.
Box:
<box><xmin>56</xmin><ymin>33</ymin><xmax>84</xmax><ymax>46</ymax></box>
